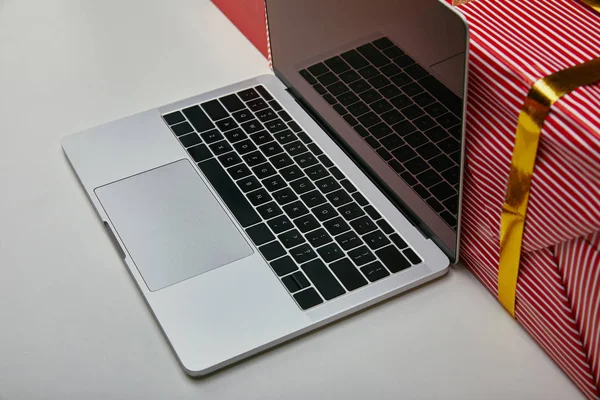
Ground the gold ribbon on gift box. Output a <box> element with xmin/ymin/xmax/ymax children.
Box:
<box><xmin>452</xmin><ymin>0</ymin><xmax>600</xmax><ymax>317</ymax></box>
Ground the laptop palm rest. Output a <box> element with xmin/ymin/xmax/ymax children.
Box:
<box><xmin>95</xmin><ymin>159</ymin><xmax>253</xmax><ymax>291</ymax></box>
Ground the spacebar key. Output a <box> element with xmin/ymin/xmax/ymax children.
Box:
<box><xmin>198</xmin><ymin>158</ymin><xmax>261</xmax><ymax>227</ymax></box>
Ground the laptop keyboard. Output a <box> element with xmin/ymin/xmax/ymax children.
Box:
<box><xmin>300</xmin><ymin>37</ymin><xmax>461</xmax><ymax>229</ymax></box>
<box><xmin>163</xmin><ymin>85</ymin><xmax>422</xmax><ymax>310</ymax></box>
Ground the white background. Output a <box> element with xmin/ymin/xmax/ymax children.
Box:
<box><xmin>0</xmin><ymin>1</ymin><xmax>583</xmax><ymax>399</ymax></box>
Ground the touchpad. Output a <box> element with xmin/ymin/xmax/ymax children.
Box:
<box><xmin>95</xmin><ymin>160</ymin><xmax>253</xmax><ymax>291</ymax></box>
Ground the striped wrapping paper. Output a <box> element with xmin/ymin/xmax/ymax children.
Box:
<box><xmin>449</xmin><ymin>0</ymin><xmax>600</xmax><ymax>398</ymax></box>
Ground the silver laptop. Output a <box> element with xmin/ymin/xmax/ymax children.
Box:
<box><xmin>62</xmin><ymin>0</ymin><xmax>468</xmax><ymax>375</ymax></box>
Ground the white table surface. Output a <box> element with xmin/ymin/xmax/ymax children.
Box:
<box><xmin>0</xmin><ymin>1</ymin><xmax>584</xmax><ymax>399</ymax></box>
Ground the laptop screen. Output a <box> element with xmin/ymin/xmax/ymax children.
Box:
<box><xmin>266</xmin><ymin>0</ymin><xmax>468</xmax><ymax>262</ymax></box>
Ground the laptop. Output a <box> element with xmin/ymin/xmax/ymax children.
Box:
<box><xmin>62</xmin><ymin>0</ymin><xmax>468</xmax><ymax>375</ymax></box>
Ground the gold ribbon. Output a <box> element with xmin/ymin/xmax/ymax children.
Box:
<box><xmin>451</xmin><ymin>0</ymin><xmax>600</xmax><ymax>316</ymax></box>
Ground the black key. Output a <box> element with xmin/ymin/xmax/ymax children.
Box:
<box><xmin>246</xmin><ymin>223</ymin><xmax>275</xmax><ymax>246</ymax></box>
<box><xmin>228</xmin><ymin>163</ymin><xmax>251</xmax><ymax>180</ymax></box>
<box><xmin>363</xmin><ymin>230</ymin><xmax>391</xmax><ymax>250</ymax></box>
<box><xmin>224</xmin><ymin>128</ymin><xmax>247</xmax><ymax>143</ymax></box>
<box><xmin>313</xmin><ymin>203</ymin><xmax>338</xmax><ymax>222</ymax></box>
<box><xmin>416</xmin><ymin>169</ymin><xmax>443</xmax><ymax>188</ymax></box>
<box><xmin>348</xmin><ymin>101</ymin><xmax>370</xmax><ymax>117</ymax></box>
<box><xmin>279</xmin><ymin>229</ymin><xmax>305</xmax><ymax>249</ymax></box>
<box><xmin>381</xmin><ymin>133</ymin><xmax>405</xmax><ymax>151</ymax></box>
<box><xmin>390</xmin><ymin>94</ymin><xmax>414</xmax><ymax>110</ymax></box>
<box><xmin>414</xmin><ymin>92</ymin><xmax>436</xmax><ymax>107</ymax></box>
<box><xmin>261</xmin><ymin>142</ymin><xmax>284</xmax><ymax>157</ymax></box>
<box><xmin>380</xmin><ymin>63</ymin><xmax>402</xmax><ymax>78</ymax></box>
<box><xmin>337</xmin><ymin>91</ymin><xmax>360</xmax><ymax>106</ymax></box>
<box><xmin>283</xmin><ymin>201</ymin><xmax>309</xmax><ymax>219</ymax></box>
<box><xmin>188</xmin><ymin>144</ymin><xmax>212</xmax><ymax>163</ymax></box>
<box><xmin>358</xmin><ymin>65</ymin><xmax>379</xmax><ymax>80</ymax></box>
<box><xmin>269</xmin><ymin>100</ymin><xmax>283</xmax><ymax>112</ymax></box>
<box><xmin>414</xmin><ymin>115</ymin><xmax>437</xmax><ymax>131</ymax></box>
<box><xmin>440</xmin><ymin>211</ymin><xmax>457</xmax><ymax>227</ymax></box>
<box><xmin>339</xmin><ymin>70</ymin><xmax>361</xmax><ymax>84</ymax></box>
<box><xmin>365</xmin><ymin>136</ymin><xmax>380</xmax><ymax>149</ymax></box>
<box><xmin>183</xmin><ymin>105</ymin><xmax>215</xmax><ymax>133</ymax></box>
<box><xmin>389</xmin><ymin>159</ymin><xmax>404</xmax><ymax>173</ymax></box>
<box><xmin>377</xmin><ymin>148</ymin><xmax>393</xmax><ymax>161</ymax></box>
<box><xmin>255</xmin><ymin>85</ymin><xmax>274</xmax><ymax>101</ymax></box>
<box><xmin>271</xmin><ymin>256</ymin><xmax>297</xmax><ymax>276</ymax></box>
<box><xmin>339</xmin><ymin>202</ymin><xmax>365</xmax><ymax>221</ymax></box>
<box><xmin>373</xmin><ymin>37</ymin><xmax>394</xmax><ymax>50</ymax></box>
<box><xmin>348</xmin><ymin>246</ymin><xmax>376</xmax><ymax>266</ymax></box>
<box><xmin>327</xmin><ymin>189</ymin><xmax>352</xmax><ymax>207</ymax></box>
<box><xmin>359</xmin><ymin>89</ymin><xmax>383</xmax><ymax>105</ymax></box>
<box><xmin>219</xmin><ymin>151</ymin><xmax>242</xmax><ymax>168</ymax></box>
<box><xmin>383</xmin><ymin>45</ymin><xmax>404</xmax><ymax>59</ymax></box>
<box><xmin>216</xmin><ymin>117</ymin><xmax>238</xmax><ymax>132</ymax></box>
<box><xmin>361</xmin><ymin>261</ymin><xmax>390</xmax><ymax>282</ymax></box>
<box><xmin>350</xmin><ymin>216</ymin><xmax>377</xmax><ymax>234</ymax></box>
<box><xmin>317</xmin><ymin>242</ymin><xmax>345</xmax><ymax>263</ymax></box>
<box><xmin>424</xmin><ymin>102</ymin><xmax>449</xmax><ymax>118</ymax></box>
<box><xmin>172</xmin><ymin>121</ymin><xmax>194</xmax><ymax>136</ymax></box>
<box><xmin>370</xmin><ymin>99</ymin><xmax>393</xmax><ymax>115</ymax></box>
<box><xmin>364</xmin><ymin>205</ymin><xmax>381</xmax><ymax>220</ymax></box>
<box><xmin>329</xmin><ymin>167</ymin><xmax>344</xmax><ymax>180</ymax></box>
<box><xmin>279</xmin><ymin>111</ymin><xmax>292</xmax><ymax>122</ymax></box>
<box><xmin>201</xmin><ymin>100</ymin><xmax>228</xmax><ymax>121</ymax></box>
<box><xmin>238</xmin><ymin>88</ymin><xmax>260</xmax><ymax>102</ymax></box>
<box><xmin>300</xmin><ymin>69</ymin><xmax>317</xmax><ymax>84</ymax></box>
<box><xmin>243</xmin><ymin>151</ymin><xmax>267</xmax><ymax>166</ymax></box>
<box><xmin>308</xmin><ymin>62</ymin><xmax>328</xmax><ymax>76</ymax></box>
<box><xmin>233</xmin><ymin>139</ymin><xmax>257</xmax><ymax>155</ymax></box>
<box><xmin>401</xmin><ymin>172</ymin><xmax>417</xmax><ymax>186</ymax></box>
<box><xmin>288</xmin><ymin>121</ymin><xmax>302</xmax><ymax>133</ymax></box>
<box><xmin>419</xmin><ymin>75</ymin><xmax>462</xmax><ymax>116</ymax></box>
<box><xmin>438</xmin><ymin>137</ymin><xmax>460</xmax><ymax>154</ymax></box>
<box><xmin>403</xmin><ymin>248</ymin><xmax>422</xmax><ymax>264</ymax></box>
<box><xmin>328</xmin><ymin>81</ymin><xmax>349</xmax><ymax>97</ymax></box>
<box><xmin>394</xmin><ymin>54</ymin><xmax>416</xmax><ymax>68</ymax></box>
<box><xmin>282</xmin><ymin>272</ymin><xmax>310</xmax><ymax>293</ymax></box>
<box><xmin>443</xmin><ymin>195</ymin><xmax>459</xmax><ymax>215</ymax></box>
<box><xmin>298</xmin><ymin>132</ymin><xmax>312</xmax><ymax>144</ymax></box>
<box><xmin>306</xmin><ymin>228</ymin><xmax>333</xmax><ymax>248</ymax></box>
<box><xmin>354</xmin><ymin>125</ymin><xmax>370</xmax><ymax>137</ymax></box>
<box><xmin>369</xmin><ymin>123</ymin><xmax>392</xmax><ymax>139</ymax></box>
<box><xmin>317</xmin><ymin>72</ymin><xmax>339</xmax><ymax>86</ymax></box>
<box><xmin>257</xmin><ymin>201</ymin><xmax>283</xmax><ymax>220</ymax></box>
<box><xmin>357</xmin><ymin>43</ymin><xmax>389</xmax><ymax>67</ymax></box>
<box><xmin>319</xmin><ymin>155</ymin><xmax>334</xmax><ymax>168</ymax></box>
<box><xmin>448</xmin><ymin>125</ymin><xmax>462</xmax><ymax>139</ymax></box>
<box><xmin>263</xmin><ymin>175</ymin><xmax>286</xmax><ymax>192</ymax></box>
<box><xmin>289</xmin><ymin>177</ymin><xmax>315</xmax><ymax>195</ymax></box>
<box><xmin>358</xmin><ymin>112</ymin><xmax>382</xmax><ymax>128</ymax></box>
<box><xmin>390</xmin><ymin>233</ymin><xmax>408</xmax><ymax>249</ymax></box>
<box><xmin>404</xmin><ymin>156</ymin><xmax>429</xmax><ymax>175</ymax></box>
<box><xmin>341</xmin><ymin>49</ymin><xmax>369</xmax><ymax>69</ymax></box>
<box><xmin>330</xmin><ymin>258</ymin><xmax>368</xmax><ymax>291</ymax></box>
<box><xmin>270</xmin><ymin>153</ymin><xmax>294</xmax><ymax>169</ymax></box>
<box><xmin>323</xmin><ymin>217</ymin><xmax>351</xmax><ymax>236</ymax></box>
<box><xmin>301</xmin><ymin>190</ymin><xmax>327</xmax><ymax>208</ymax></box>
<box><xmin>333</xmin><ymin>103</ymin><xmax>347</xmax><ymax>116</ymax></box>
<box><xmin>336</xmin><ymin>231</ymin><xmax>363</xmax><ymax>251</ymax></box>
<box><xmin>241</xmin><ymin>119</ymin><xmax>263</xmax><ymax>134</ymax></box>
<box><xmin>294</xmin><ymin>214</ymin><xmax>320</xmax><ymax>233</ymax></box>
<box><xmin>294</xmin><ymin>288</ymin><xmax>323</xmax><ymax>310</ymax></box>
<box><xmin>302</xmin><ymin>259</ymin><xmax>345</xmax><ymax>300</ymax></box>
<box><xmin>255</xmin><ymin>107</ymin><xmax>277</xmax><ymax>123</ymax></box>
<box><xmin>289</xmin><ymin>244</ymin><xmax>318</xmax><ymax>264</ymax></box>
<box><xmin>413</xmin><ymin>184</ymin><xmax>431</xmax><ymax>199</ymax></box>
<box><xmin>238</xmin><ymin>176</ymin><xmax>261</xmax><ymax>193</ymax></box>
<box><xmin>379</xmin><ymin>84</ymin><xmax>402</xmax><ymax>100</ymax></box>
<box><xmin>308</xmin><ymin>143</ymin><xmax>323</xmax><ymax>156</ymax></box>
<box><xmin>265</xmin><ymin>118</ymin><xmax>287</xmax><ymax>133</ymax></box>
<box><xmin>273</xmin><ymin>187</ymin><xmax>297</xmax><ymax>205</ymax></box>
<box><xmin>268</xmin><ymin>215</ymin><xmax>293</xmax><ymax>234</ymax></box>
<box><xmin>369</xmin><ymin>74</ymin><xmax>391</xmax><ymax>89</ymax></box>
<box><xmin>201</xmin><ymin>129</ymin><xmax>223</xmax><ymax>144</ymax></box>
<box><xmin>280</xmin><ymin>165</ymin><xmax>304</xmax><ymax>182</ymax></box>
<box><xmin>352</xmin><ymin>192</ymin><xmax>369</xmax><ymax>206</ymax></box>
<box><xmin>259</xmin><ymin>241</ymin><xmax>286</xmax><ymax>261</ymax></box>
<box><xmin>250</xmin><ymin>130</ymin><xmax>274</xmax><ymax>146</ymax></box>
<box><xmin>179</xmin><ymin>132</ymin><xmax>201</xmax><ymax>148</ymax></box>
<box><xmin>381</xmin><ymin>109</ymin><xmax>405</xmax><ymax>126</ymax></box>
<box><xmin>437</xmin><ymin>112</ymin><xmax>461</xmax><ymax>129</ymax></box>
<box><xmin>391</xmin><ymin>72</ymin><xmax>412</xmax><ymax>87</ymax></box>
<box><xmin>198</xmin><ymin>158</ymin><xmax>260</xmax><ymax>227</ymax></box>
<box><xmin>314</xmin><ymin>176</ymin><xmax>341</xmax><ymax>194</ymax></box>
<box><xmin>284</xmin><ymin>141</ymin><xmax>308</xmax><ymax>157</ymax></box>
<box><xmin>220</xmin><ymin>94</ymin><xmax>245</xmax><ymax>112</ymax></box>
<box><xmin>416</xmin><ymin>142</ymin><xmax>442</xmax><ymax>160</ymax></box>
<box><xmin>294</xmin><ymin>153</ymin><xmax>319</xmax><ymax>169</ymax></box>
<box><xmin>401</xmin><ymin>104</ymin><xmax>425</xmax><ymax>120</ymax></box>
<box><xmin>252</xmin><ymin>163</ymin><xmax>277</xmax><ymax>179</ymax></box>
<box><xmin>405</xmin><ymin>64</ymin><xmax>429</xmax><ymax>80</ymax></box>
<box><xmin>426</xmin><ymin>197</ymin><xmax>445</xmax><ymax>212</ymax></box>
<box><xmin>313</xmin><ymin>84</ymin><xmax>327</xmax><ymax>95</ymax></box>
<box><xmin>376</xmin><ymin>219</ymin><xmax>394</xmax><ymax>235</ymax></box>
<box><xmin>442</xmin><ymin>167</ymin><xmax>460</xmax><ymax>186</ymax></box>
<box><xmin>164</xmin><ymin>111</ymin><xmax>185</xmax><ymax>125</ymax></box>
<box><xmin>349</xmin><ymin>79</ymin><xmax>371</xmax><ymax>94</ymax></box>
<box><xmin>273</xmin><ymin>129</ymin><xmax>296</xmax><ymax>144</ymax></box>
<box><xmin>424</xmin><ymin>126</ymin><xmax>448</xmax><ymax>143</ymax></box>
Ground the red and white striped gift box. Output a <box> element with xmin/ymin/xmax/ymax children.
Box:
<box><xmin>450</xmin><ymin>0</ymin><xmax>600</xmax><ymax>398</ymax></box>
